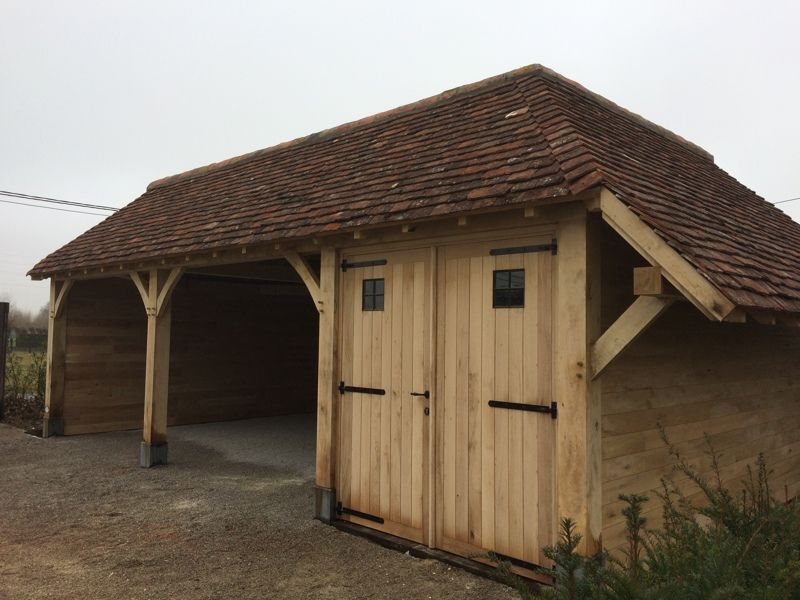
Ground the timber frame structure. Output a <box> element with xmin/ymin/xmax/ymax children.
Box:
<box><xmin>29</xmin><ymin>65</ymin><xmax>800</xmax><ymax>576</ymax></box>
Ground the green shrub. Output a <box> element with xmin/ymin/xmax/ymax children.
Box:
<box><xmin>494</xmin><ymin>435</ymin><xmax>800</xmax><ymax>599</ymax></box>
<box><xmin>3</xmin><ymin>341</ymin><xmax>46</xmax><ymax>428</ymax></box>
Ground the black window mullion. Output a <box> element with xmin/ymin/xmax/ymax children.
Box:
<box><xmin>493</xmin><ymin>268</ymin><xmax>525</xmax><ymax>308</ymax></box>
<box><xmin>362</xmin><ymin>278</ymin><xmax>385</xmax><ymax>311</ymax></box>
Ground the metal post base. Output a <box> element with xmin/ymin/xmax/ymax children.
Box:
<box><xmin>314</xmin><ymin>486</ymin><xmax>337</xmax><ymax>523</ymax></box>
<box><xmin>140</xmin><ymin>442</ymin><xmax>168</xmax><ymax>467</ymax></box>
<box><xmin>42</xmin><ymin>417</ymin><xmax>64</xmax><ymax>437</ymax></box>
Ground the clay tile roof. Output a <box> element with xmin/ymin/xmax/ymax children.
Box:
<box><xmin>29</xmin><ymin>64</ymin><xmax>800</xmax><ymax>313</ymax></box>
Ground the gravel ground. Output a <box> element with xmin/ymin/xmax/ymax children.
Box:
<box><xmin>0</xmin><ymin>416</ymin><xmax>517</xmax><ymax>600</ymax></box>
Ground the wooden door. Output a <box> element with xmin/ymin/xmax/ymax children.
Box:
<box><xmin>336</xmin><ymin>248</ymin><xmax>431</xmax><ymax>542</ymax></box>
<box><xmin>436</xmin><ymin>237</ymin><xmax>556</xmax><ymax>568</ymax></box>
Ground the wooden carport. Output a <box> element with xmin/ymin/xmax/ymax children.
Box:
<box><xmin>42</xmin><ymin>251</ymin><xmax>323</xmax><ymax>467</ymax></box>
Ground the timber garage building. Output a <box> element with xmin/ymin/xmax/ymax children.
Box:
<box><xmin>30</xmin><ymin>65</ymin><xmax>800</xmax><ymax>573</ymax></box>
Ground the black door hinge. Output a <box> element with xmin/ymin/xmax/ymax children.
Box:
<box><xmin>489</xmin><ymin>239</ymin><xmax>557</xmax><ymax>256</ymax></box>
<box><xmin>488</xmin><ymin>400</ymin><xmax>557</xmax><ymax>419</ymax></box>
<box><xmin>336</xmin><ymin>502</ymin><xmax>385</xmax><ymax>524</ymax></box>
<box><xmin>341</xmin><ymin>258</ymin><xmax>388</xmax><ymax>272</ymax></box>
<box><xmin>339</xmin><ymin>381</ymin><xmax>386</xmax><ymax>396</ymax></box>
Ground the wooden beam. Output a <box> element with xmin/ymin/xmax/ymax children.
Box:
<box><xmin>632</xmin><ymin>266</ymin><xmax>680</xmax><ymax>297</ymax></box>
<box><xmin>129</xmin><ymin>271</ymin><xmax>149</xmax><ymax>308</ymax></box>
<box><xmin>724</xmin><ymin>308</ymin><xmax>747</xmax><ymax>323</ymax></box>
<box><xmin>283</xmin><ymin>251</ymin><xmax>322</xmax><ymax>311</ymax></box>
<box><xmin>314</xmin><ymin>247</ymin><xmax>339</xmax><ymax>522</ymax></box>
<box><xmin>591</xmin><ymin>296</ymin><xmax>675</xmax><ymax>378</ymax></box>
<box><xmin>599</xmin><ymin>188</ymin><xmax>735</xmax><ymax>321</ymax></box>
<box><xmin>137</xmin><ymin>270</ymin><xmax>177</xmax><ymax>467</ymax></box>
<box><xmin>778</xmin><ymin>314</ymin><xmax>800</xmax><ymax>327</ymax></box>
<box><xmin>155</xmin><ymin>267</ymin><xmax>183</xmax><ymax>317</ymax></box>
<box><xmin>43</xmin><ymin>279</ymin><xmax>74</xmax><ymax>437</ymax></box>
<box><xmin>747</xmin><ymin>309</ymin><xmax>777</xmax><ymax>325</ymax></box>
<box><xmin>554</xmin><ymin>206</ymin><xmax>602</xmax><ymax>555</ymax></box>
<box><xmin>52</xmin><ymin>280</ymin><xmax>73</xmax><ymax>318</ymax></box>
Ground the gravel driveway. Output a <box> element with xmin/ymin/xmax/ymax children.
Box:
<box><xmin>0</xmin><ymin>416</ymin><xmax>516</xmax><ymax>599</ymax></box>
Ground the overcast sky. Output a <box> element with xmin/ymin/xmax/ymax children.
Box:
<box><xmin>1</xmin><ymin>0</ymin><xmax>799</xmax><ymax>312</ymax></box>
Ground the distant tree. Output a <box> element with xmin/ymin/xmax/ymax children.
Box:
<box><xmin>31</xmin><ymin>304</ymin><xmax>48</xmax><ymax>329</ymax></box>
<box><xmin>7</xmin><ymin>303</ymin><xmax>48</xmax><ymax>331</ymax></box>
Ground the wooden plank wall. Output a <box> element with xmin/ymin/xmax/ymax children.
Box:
<box><xmin>169</xmin><ymin>276</ymin><xmax>318</xmax><ymax>425</ymax></box>
<box><xmin>62</xmin><ymin>275</ymin><xmax>318</xmax><ymax>435</ymax></box>
<box><xmin>600</xmin><ymin>227</ymin><xmax>800</xmax><ymax>552</ymax></box>
<box><xmin>63</xmin><ymin>278</ymin><xmax>147</xmax><ymax>434</ymax></box>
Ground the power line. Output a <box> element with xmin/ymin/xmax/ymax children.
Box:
<box><xmin>775</xmin><ymin>196</ymin><xmax>800</xmax><ymax>205</ymax></box>
<box><xmin>0</xmin><ymin>198</ymin><xmax>110</xmax><ymax>217</ymax></box>
<box><xmin>0</xmin><ymin>189</ymin><xmax>118</xmax><ymax>212</ymax></box>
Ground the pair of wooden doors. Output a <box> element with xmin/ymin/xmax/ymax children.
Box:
<box><xmin>336</xmin><ymin>236</ymin><xmax>555</xmax><ymax>568</ymax></box>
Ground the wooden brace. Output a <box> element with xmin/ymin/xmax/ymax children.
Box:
<box><xmin>50</xmin><ymin>280</ymin><xmax>74</xmax><ymax>319</ymax></box>
<box><xmin>283</xmin><ymin>251</ymin><xmax>323</xmax><ymax>312</ymax></box>
<box><xmin>591</xmin><ymin>296</ymin><xmax>675</xmax><ymax>378</ymax></box>
<box><xmin>130</xmin><ymin>268</ymin><xmax>183</xmax><ymax>317</ymax></box>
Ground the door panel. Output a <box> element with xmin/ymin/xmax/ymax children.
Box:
<box><xmin>437</xmin><ymin>237</ymin><xmax>555</xmax><ymax>566</ymax></box>
<box><xmin>337</xmin><ymin>249</ymin><xmax>430</xmax><ymax>541</ymax></box>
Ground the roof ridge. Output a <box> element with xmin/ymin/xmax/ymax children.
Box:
<box><xmin>533</xmin><ymin>67</ymin><xmax>714</xmax><ymax>162</ymax></box>
<box><xmin>148</xmin><ymin>63</ymin><xmax>713</xmax><ymax>193</ymax></box>
<box><xmin>147</xmin><ymin>63</ymin><xmax>549</xmax><ymax>191</ymax></box>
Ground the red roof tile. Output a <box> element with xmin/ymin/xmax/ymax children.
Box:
<box><xmin>29</xmin><ymin>65</ymin><xmax>800</xmax><ymax>312</ymax></box>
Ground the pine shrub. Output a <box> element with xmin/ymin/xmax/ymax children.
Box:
<box><xmin>493</xmin><ymin>434</ymin><xmax>800</xmax><ymax>599</ymax></box>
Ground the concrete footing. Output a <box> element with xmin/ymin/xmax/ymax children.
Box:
<box><xmin>314</xmin><ymin>485</ymin><xmax>336</xmax><ymax>523</ymax></box>
<box><xmin>140</xmin><ymin>442</ymin><xmax>168</xmax><ymax>467</ymax></box>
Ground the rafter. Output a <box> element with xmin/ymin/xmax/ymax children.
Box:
<box><xmin>599</xmin><ymin>187</ymin><xmax>735</xmax><ymax>321</ymax></box>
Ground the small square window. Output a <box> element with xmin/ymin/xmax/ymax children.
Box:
<box><xmin>362</xmin><ymin>278</ymin><xmax>385</xmax><ymax>311</ymax></box>
<box><xmin>493</xmin><ymin>269</ymin><xmax>525</xmax><ymax>308</ymax></box>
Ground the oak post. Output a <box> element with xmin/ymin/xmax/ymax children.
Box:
<box><xmin>314</xmin><ymin>247</ymin><xmax>339</xmax><ymax>521</ymax></box>
<box><xmin>43</xmin><ymin>279</ymin><xmax>73</xmax><ymax>437</ymax></box>
<box><xmin>136</xmin><ymin>268</ymin><xmax>182</xmax><ymax>467</ymax></box>
<box><xmin>554</xmin><ymin>206</ymin><xmax>602</xmax><ymax>554</ymax></box>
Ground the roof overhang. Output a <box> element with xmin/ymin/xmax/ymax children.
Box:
<box><xmin>595</xmin><ymin>186</ymin><xmax>737</xmax><ymax>322</ymax></box>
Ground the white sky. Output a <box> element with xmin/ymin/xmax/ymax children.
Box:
<box><xmin>1</xmin><ymin>0</ymin><xmax>799</xmax><ymax>312</ymax></box>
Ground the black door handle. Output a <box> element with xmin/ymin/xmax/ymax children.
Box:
<box><xmin>410</xmin><ymin>391</ymin><xmax>430</xmax><ymax>399</ymax></box>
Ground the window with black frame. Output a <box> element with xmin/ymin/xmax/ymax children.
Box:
<box><xmin>493</xmin><ymin>269</ymin><xmax>524</xmax><ymax>308</ymax></box>
<box><xmin>362</xmin><ymin>278</ymin><xmax>385</xmax><ymax>311</ymax></box>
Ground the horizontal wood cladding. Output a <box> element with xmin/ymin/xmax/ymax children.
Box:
<box><xmin>169</xmin><ymin>277</ymin><xmax>318</xmax><ymax>425</ymax></box>
<box><xmin>62</xmin><ymin>275</ymin><xmax>318</xmax><ymax>435</ymax></box>
<box><xmin>63</xmin><ymin>278</ymin><xmax>147</xmax><ymax>434</ymax></box>
<box><xmin>600</xmin><ymin>228</ymin><xmax>800</xmax><ymax>552</ymax></box>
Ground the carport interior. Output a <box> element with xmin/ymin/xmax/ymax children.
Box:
<box><xmin>58</xmin><ymin>257</ymin><xmax>320</xmax><ymax>451</ymax></box>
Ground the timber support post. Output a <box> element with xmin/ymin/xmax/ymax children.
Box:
<box><xmin>43</xmin><ymin>279</ymin><xmax>73</xmax><ymax>437</ymax></box>
<box><xmin>131</xmin><ymin>268</ymin><xmax>182</xmax><ymax>467</ymax></box>
<box><xmin>314</xmin><ymin>247</ymin><xmax>338</xmax><ymax>521</ymax></box>
<box><xmin>553</xmin><ymin>206</ymin><xmax>603</xmax><ymax>555</ymax></box>
<box><xmin>0</xmin><ymin>302</ymin><xmax>8</xmax><ymax>420</ymax></box>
